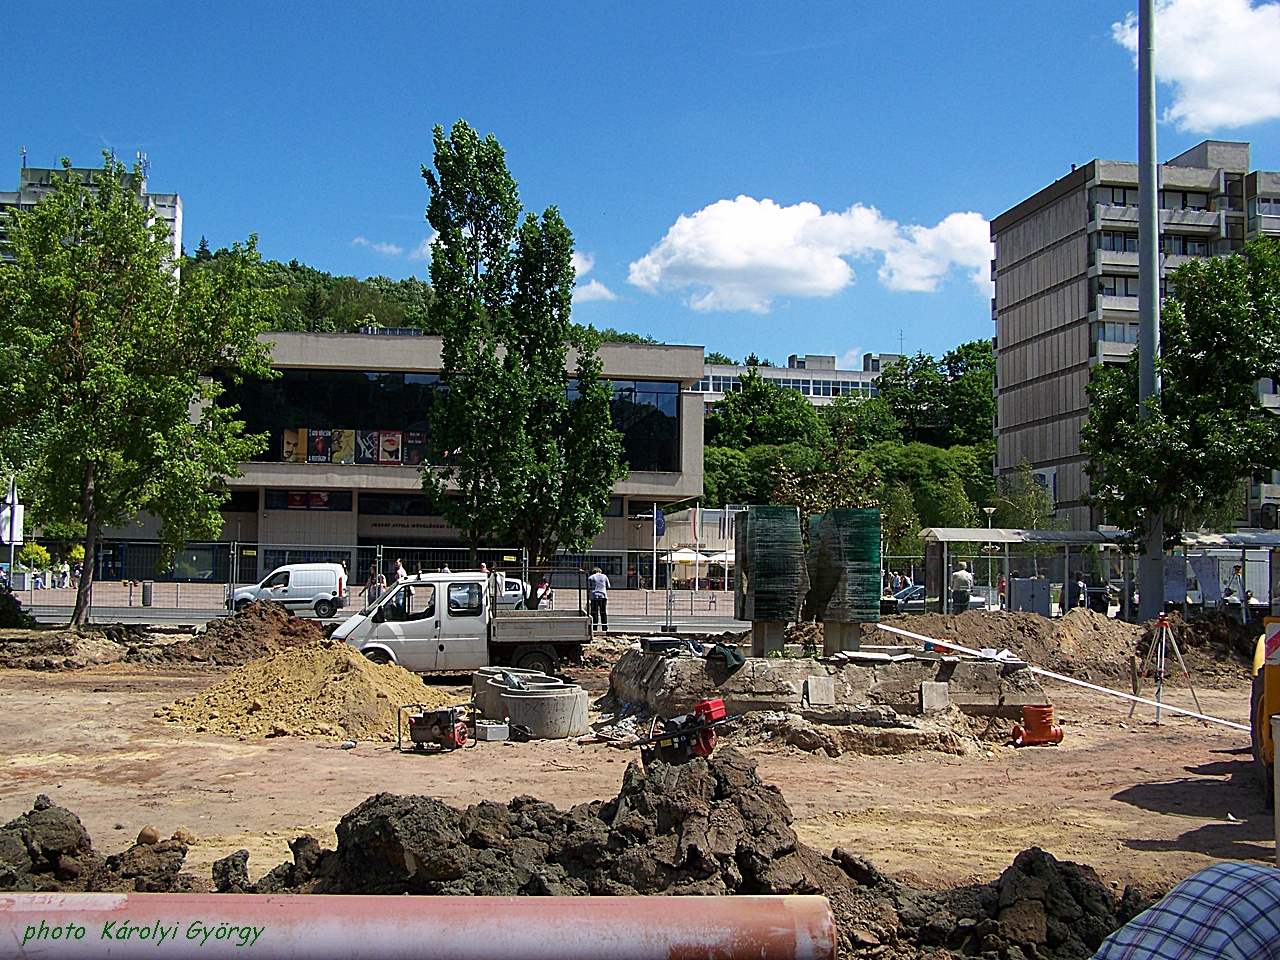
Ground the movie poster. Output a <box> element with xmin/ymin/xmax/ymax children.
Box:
<box><xmin>287</xmin><ymin>491</ymin><xmax>309</xmax><ymax>509</ymax></box>
<box><xmin>307</xmin><ymin>428</ymin><xmax>332</xmax><ymax>463</ymax></box>
<box><xmin>404</xmin><ymin>430</ymin><xmax>428</xmax><ymax>466</ymax></box>
<box><xmin>355</xmin><ymin>431</ymin><xmax>380</xmax><ymax>465</ymax></box>
<box><xmin>330</xmin><ymin>429</ymin><xmax>356</xmax><ymax>465</ymax></box>
<box><xmin>282</xmin><ymin>428</ymin><xmax>307</xmax><ymax>463</ymax></box>
<box><xmin>309</xmin><ymin>492</ymin><xmax>330</xmax><ymax>510</ymax></box>
<box><xmin>379</xmin><ymin>430</ymin><xmax>403</xmax><ymax>464</ymax></box>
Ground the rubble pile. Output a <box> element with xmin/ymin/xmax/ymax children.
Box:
<box><xmin>0</xmin><ymin>795</ymin><xmax>208</xmax><ymax>893</ymax></box>
<box><xmin>232</xmin><ymin>749</ymin><xmax>1147</xmax><ymax>958</ymax></box>
<box><xmin>156</xmin><ymin>640</ymin><xmax>458</xmax><ymax>741</ymax></box>
<box><xmin>127</xmin><ymin>601</ymin><xmax>325</xmax><ymax>667</ymax></box>
<box><xmin>0</xmin><ymin>628</ymin><xmax>130</xmax><ymax>671</ymax></box>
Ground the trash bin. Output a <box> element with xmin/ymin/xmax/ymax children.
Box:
<box><xmin>141</xmin><ymin>581</ymin><xmax>153</xmax><ymax>607</ymax></box>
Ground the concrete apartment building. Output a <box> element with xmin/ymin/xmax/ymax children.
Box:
<box><xmin>690</xmin><ymin>352</ymin><xmax>899</xmax><ymax>410</ymax></box>
<box><xmin>0</xmin><ymin>163</ymin><xmax>182</xmax><ymax>261</ymax></box>
<box><xmin>991</xmin><ymin>139</ymin><xmax>1280</xmax><ymax>529</ymax></box>
<box><xmin>103</xmin><ymin>331</ymin><xmax>706</xmax><ymax>588</ymax></box>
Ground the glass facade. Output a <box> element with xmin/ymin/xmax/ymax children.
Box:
<box><xmin>692</xmin><ymin>373</ymin><xmax>874</xmax><ymax>398</ymax></box>
<box><xmin>218</xmin><ymin>369</ymin><xmax>683</xmax><ymax>473</ymax></box>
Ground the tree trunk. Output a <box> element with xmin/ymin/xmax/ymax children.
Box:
<box><xmin>467</xmin><ymin>532</ymin><xmax>479</xmax><ymax>571</ymax></box>
<box><xmin>70</xmin><ymin>465</ymin><xmax>96</xmax><ymax>628</ymax></box>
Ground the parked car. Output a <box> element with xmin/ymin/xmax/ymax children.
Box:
<box><xmin>226</xmin><ymin>562</ymin><xmax>348</xmax><ymax>619</ymax></box>
<box><xmin>494</xmin><ymin>576</ymin><xmax>553</xmax><ymax>609</ymax></box>
<box><xmin>880</xmin><ymin>584</ymin><xmax>987</xmax><ymax>615</ymax></box>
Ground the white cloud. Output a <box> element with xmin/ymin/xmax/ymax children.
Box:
<box><xmin>408</xmin><ymin>233</ymin><xmax>438</xmax><ymax>261</ymax></box>
<box><xmin>838</xmin><ymin>349</ymin><xmax>863</xmax><ymax>370</ymax></box>
<box><xmin>1113</xmin><ymin>0</ymin><xmax>1280</xmax><ymax>132</ymax></box>
<box><xmin>571</xmin><ymin>250</ymin><xmax>595</xmax><ymax>276</ymax></box>
<box><xmin>627</xmin><ymin>196</ymin><xmax>992</xmax><ymax>313</ymax></box>
<box><xmin>575</xmin><ymin>279</ymin><xmax>619</xmax><ymax>302</ymax></box>
<box><xmin>352</xmin><ymin>236</ymin><xmax>404</xmax><ymax>256</ymax></box>
<box><xmin>570</xmin><ymin>250</ymin><xmax>619</xmax><ymax>302</ymax></box>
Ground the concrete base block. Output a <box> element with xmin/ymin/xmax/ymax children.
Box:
<box><xmin>823</xmin><ymin>621</ymin><xmax>862</xmax><ymax>655</ymax></box>
<box><xmin>920</xmin><ymin>681</ymin><xmax>950</xmax><ymax>714</ymax></box>
<box><xmin>752</xmin><ymin>620</ymin><xmax>786</xmax><ymax>658</ymax></box>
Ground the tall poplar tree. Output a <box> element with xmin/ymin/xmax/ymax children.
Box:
<box><xmin>0</xmin><ymin>157</ymin><xmax>278</xmax><ymax>626</ymax></box>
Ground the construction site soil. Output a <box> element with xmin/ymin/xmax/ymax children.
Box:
<box><xmin>157</xmin><ymin>641</ymin><xmax>461</xmax><ymax>741</ymax></box>
<box><xmin>2</xmin><ymin>750</ymin><xmax>1155</xmax><ymax>959</ymax></box>
<box><xmin>0</xmin><ymin>601</ymin><xmax>324</xmax><ymax>671</ymax></box>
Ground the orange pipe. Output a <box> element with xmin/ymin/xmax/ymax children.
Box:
<box><xmin>1</xmin><ymin>893</ymin><xmax>836</xmax><ymax>960</ymax></box>
<box><xmin>1013</xmin><ymin>704</ymin><xmax>1064</xmax><ymax>746</ymax></box>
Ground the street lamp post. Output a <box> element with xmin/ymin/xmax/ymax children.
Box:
<box><xmin>983</xmin><ymin>506</ymin><xmax>996</xmax><ymax>601</ymax></box>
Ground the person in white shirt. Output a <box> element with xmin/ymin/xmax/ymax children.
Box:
<box><xmin>950</xmin><ymin>561</ymin><xmax>974</xmax><ymax>614</ymax></box>
<box><xmin>587</xmin><ymin>566</ymin><xmax>610</xmax><ymax>631</ymax></box>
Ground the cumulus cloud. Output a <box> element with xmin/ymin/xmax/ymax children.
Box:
<box><xmin>1112</xmin><ymin>0</ymin><xmax>1280</xmax><ymax>132</ymax></box>
<box><xmin>575</xmin><ymin>279</ymin><xmax>619</xmax><ymax>302</ymax></box>
<box><xmin>408</xmin><ymin>234</ymin><xmax>438</xmax><ymax>261</ymax></box>
<box><xmin>571</xmin><ymin>250</ymin><xmax>618</xmax><ymax>302</ymax></box>
<box><xmin>352</xmin><ymin>236</ymin><xmax>403</xmax><ymax>256</ymax></box>
<box><xmin>838</xmin><ymin>349</ymin><xmax>864</xmax><ymax>370</ymax></box>
<box><xmin>627</xmin><ymin>196</ymin><xmax>992</xmax><ymax>313</ymax></box>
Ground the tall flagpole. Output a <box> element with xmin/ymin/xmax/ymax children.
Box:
<box><xmin>1137</xmin><ymin>0</ymin><xmax>1164</xmax><ymax>622</ymax></box>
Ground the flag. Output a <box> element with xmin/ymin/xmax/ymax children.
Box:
<box><xmin>692</xmin><ymin>503</ymin><xmax>700</xmax><ymax>542</ymax></box>
<box><xmin>655</xmin><ymin>508</ymin><xmax>665</xmax><ymax>537</ymax></box>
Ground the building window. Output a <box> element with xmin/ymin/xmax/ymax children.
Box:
<box><xmin>1098</xmin><ymin>231</ymin><xmax>1139</xmax><ymax>252</ymax></box>
<box><xmin>356</xmin><ymin>494</ymin><xmax>438</xmax><ymax>516</ymax></box>
<box><xmin>1166</xmin><ymin>235</ymin><xmax>1210</xmax><ymax>257</ymax></box>
<box><xmin>1098</xmin><ymin>276</ymin><xmax>1140</xmax><ymax>298</ymax></box>
<box><xmin>1099</xmin><ymin>186</ymin><xmax>1140</xmax><ymax>207</ymax></box>
<box><xmin>610</xmin><ymin>380</ymin><xmax>681</xmax><ymax>473</ymax></box>
<box><xmin>1160</xmin><ymin>191</ymin><xmax>1209</xmax><ymax>211</ymax></box>
<box><xmin>1092</xmin><ymin>321</ymin><xmax>1139</xmax><ymax>344</ymax></box>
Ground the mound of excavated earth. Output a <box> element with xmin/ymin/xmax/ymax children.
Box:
<box><xmin>127</xmin><ymin>601</ymin><xmax>326</xmax><ymax>667</ymax></box>
<box><xmin>2</xmin><ymin>754</ymin><xmax>1155</xmax><ymax>958</ymax></box>
<box><xmin>155</xmin><ymin>640</ymin><xmax>459</xmax><ymax>741</ymax></box>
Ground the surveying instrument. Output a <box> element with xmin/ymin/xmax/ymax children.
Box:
<box><xmin>1129</xmin><ymin>612</ymin><xmax>1203</xmax><ymax>724</ymax></box>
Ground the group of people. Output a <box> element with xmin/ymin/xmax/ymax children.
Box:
<box><xmin>25</xmin><ymin>560</ymin><xmax>81</xmax><ymax>590</ymax></box>
<box><xmin>882</xmin><ymin>570</ymin><xmax>914</xmax><ymax>595</ymax></box>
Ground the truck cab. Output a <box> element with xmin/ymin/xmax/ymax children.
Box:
<box><xmin>331</xmin><ymin>572</ymin><xmax>591</xmax><ymax>674</ymax></box>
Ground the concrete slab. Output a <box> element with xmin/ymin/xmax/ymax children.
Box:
<box><xmin>920</xmin><ymin>681</ymin><xmax>950</xmax><ymax>714</ymax></box>
<box><xmin>609</xmin><ymin>649</ymin><xmax>1047</xmax><ymax>722</ymax></box>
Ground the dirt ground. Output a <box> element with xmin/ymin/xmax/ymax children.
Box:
<box><xmin>0</xmin><ymin>656</ymin><xmax>1267</xmax><ymax>895</ymax></box>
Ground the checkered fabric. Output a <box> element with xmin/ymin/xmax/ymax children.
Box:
<box><xmin>1093</xmin><ymin>862</ymin><xmax>1280</xmax><ymax>960</ymax></box>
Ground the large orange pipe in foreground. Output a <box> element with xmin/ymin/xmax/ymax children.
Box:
<box><xmin>1</xmin><ymin>893</ymin><xmax>836</xmax><ymax>960</ymax></box>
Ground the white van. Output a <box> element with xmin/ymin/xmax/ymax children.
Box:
<box><xmin>227</xmin><ymin>562</ymin><xmax>348</xmax><ymax>619</ymax></box>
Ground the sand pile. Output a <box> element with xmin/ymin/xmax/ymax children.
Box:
<box><xmin>156</xmin><ymin>640</ymin><xmax>459</xmax><ymax>740</ymax></box>
<box><xmin>128</xmin><ymin>601</ymin><xmax>325</xmax><ymax>667</ymax></box>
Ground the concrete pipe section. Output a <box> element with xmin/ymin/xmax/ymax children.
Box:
<box><xmin>1</xmin><ymin>892</ymin><xmax>836</xmax><ymax>960</ymax></box>
<box><xmin>478</xmin><ymin>675</ymin><xmax>564</xmax><ymax>721</ymax></box>
<box><xmin>501</xmin><ymin>684</ymin><xmax>590</xmax><ymax>738</ymax></box>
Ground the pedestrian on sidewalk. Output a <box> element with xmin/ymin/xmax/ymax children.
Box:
<box><xmin>587</xmin><ymin>566</ymin><xmax>610</xmax><ymax>632</ymax></box>
<box><xmin>950</xmin><ymin>561</ymin><xmax>974</xmax><ymax>614</ymax></box>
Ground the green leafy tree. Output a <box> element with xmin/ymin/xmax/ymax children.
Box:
<box><xmin>18</xmin><ymin>542</ymin><xmax>50</xmax><ymax>572</ymax></box>
<box><xmin>704</xmin><ymin>369</ymin><xmax>828</xmax><ymax>450</ymax></box>
<box><xmin>993</xmin><ymin>459</ymin><xmax>1061</xmax><ymax>530</ymax></box>
<box><xmin>875</xmin><ymin>340</ymin><xmax>994</xmax><ymax>447</ymax></box>
<box><xmin>705</xmin><ymin>351</ymin><xmax>735</xmax><ymax>365</ymax></box>
<box><xmin>864</xmin><ymin>441</ymin><xmax>979</xmax><ymax>528</ymax></box>
<box><xmin>878</xmin><ymin>480</ymin><xmax>921</xmax><ymax>557</ymax></box>
<box><xmin>422</xmin><ymin>120</ymin><xmax>623</xmax><ymax>564</ymax></box>
<box><xmin>593</xmin><ymin>327</ymin><xmax>660</xmax><ymax>344</ymax></box>
<box><xmin>1082</xmin><ymin>239</ymin><xmax>1280</xmax><ymax>545</ymax></box>
<box><xmin>823</xmin><ymin>394</ymin><xmax>902</xmax><ymax>448</ymax></box>
<box><xmin>0</xmin><ymin>157</ymin><xmax>277</xmax><ymax>625</ymax></box>
<box><xmin>702</xmin><ymin>446</ymin><xmax>752</xmax><ymax>507</ymax></box>
<box><xmin>771</xmin><ymin>419</ymin><xmax>883</xmax><ymax>518</ymax></box>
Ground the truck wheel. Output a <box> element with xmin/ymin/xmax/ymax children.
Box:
<box><xmin>314</xmin><ymin>599</ymin><xmax>337</xmax><ymax>619</ymax></box>
<box><xmin>1252</xmin><ymin>669</ymin><xmax>1275</xmax><ymax>808</ymax></box>
<box><xmin>234</xmin><ymin>599</ymin><xmax>251</xmax><ymax>613</ymax></box>
<box><xmin>363</xmin><ymin>649</ymin><xmax>392</xmax><ymax>666</ymax></box>
<box><xmin>513</xmin><ymin>645</ymin><xmax>558</xmax><ymax>675</ymax></box>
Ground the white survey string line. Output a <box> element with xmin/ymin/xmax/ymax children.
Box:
<box><xmin>875</xmin><ymin>622</ymin><xmax>1250</xmax><ymax>733</ymax></box>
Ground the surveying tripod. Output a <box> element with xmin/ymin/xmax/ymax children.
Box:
<box><xmin>1129</xmin><ymin>612</ymin><xmax>1203</xmax><ymax>724</ymax></box>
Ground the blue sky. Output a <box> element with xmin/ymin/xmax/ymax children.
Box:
<box><xmin>5</xmin><ymin>1</ymin><xmax>1280</xmax><ymax>364</ymax></box>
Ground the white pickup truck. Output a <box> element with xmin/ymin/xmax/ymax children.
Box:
<box><xmin>330</xmin><ymin>571</ymin><xmax>591</xmax><ymax>675</ymax></box>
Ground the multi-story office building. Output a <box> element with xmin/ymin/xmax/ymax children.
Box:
<box><xmin>991</xmin><ymin>139</ymin><xmax>1280</xmax><ymax>529</ymax></box>
<box><xmin>0</xmin><ymin>163</ymin><xmax>182</xmax><ymax>261</ymax></box>
<box><xmin>691</xmin><ymin>353</ymin><xmax>887</xmax><ymax>410</ymax></box>
<box><xmin>103</xmin><ymin>331</ymin><xmax>705</xmax><ymax>587</ymax></box>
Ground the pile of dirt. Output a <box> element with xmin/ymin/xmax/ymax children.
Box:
<box><xmin>880</xmin><ymin>609</ymin><xmax>1253</xmax><ymax>687</ymax></box>
<box><xmin>0</xmin><ymin>627</ymin><xmax>131</xmax><ymax>671</ymax></box>
<box><xmin>223</xmin><ymin>748</ymin><xmax>1148</xmax><ymax>958</ymax></box>
<box><xmin>2</xmin><ymin>756</ymin><xmax>1153</xmax><ymax>957</ymax></box>
<box><xmin>127</xmin><ymin>601</ymin><xmax>324</xmax><ymax>667</ymax></box>
<box><xmin>0</xmin><ymin>795</ymin><xmax>208</xmax><ymax>893</ymax></box>
<box><xmin>786</xmin><ymin>621</ymin><xmax>825</xmax><ymax>651</ymax></box>
<box><xmin>729</xmin><ymin>708</ymin><xmax>1010</xmax><ymax>758</ymax></box>
<box><xmin>155</xmin><ymin>640</ymin><xmax>458</xmax><ymax>741</ymax></box>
